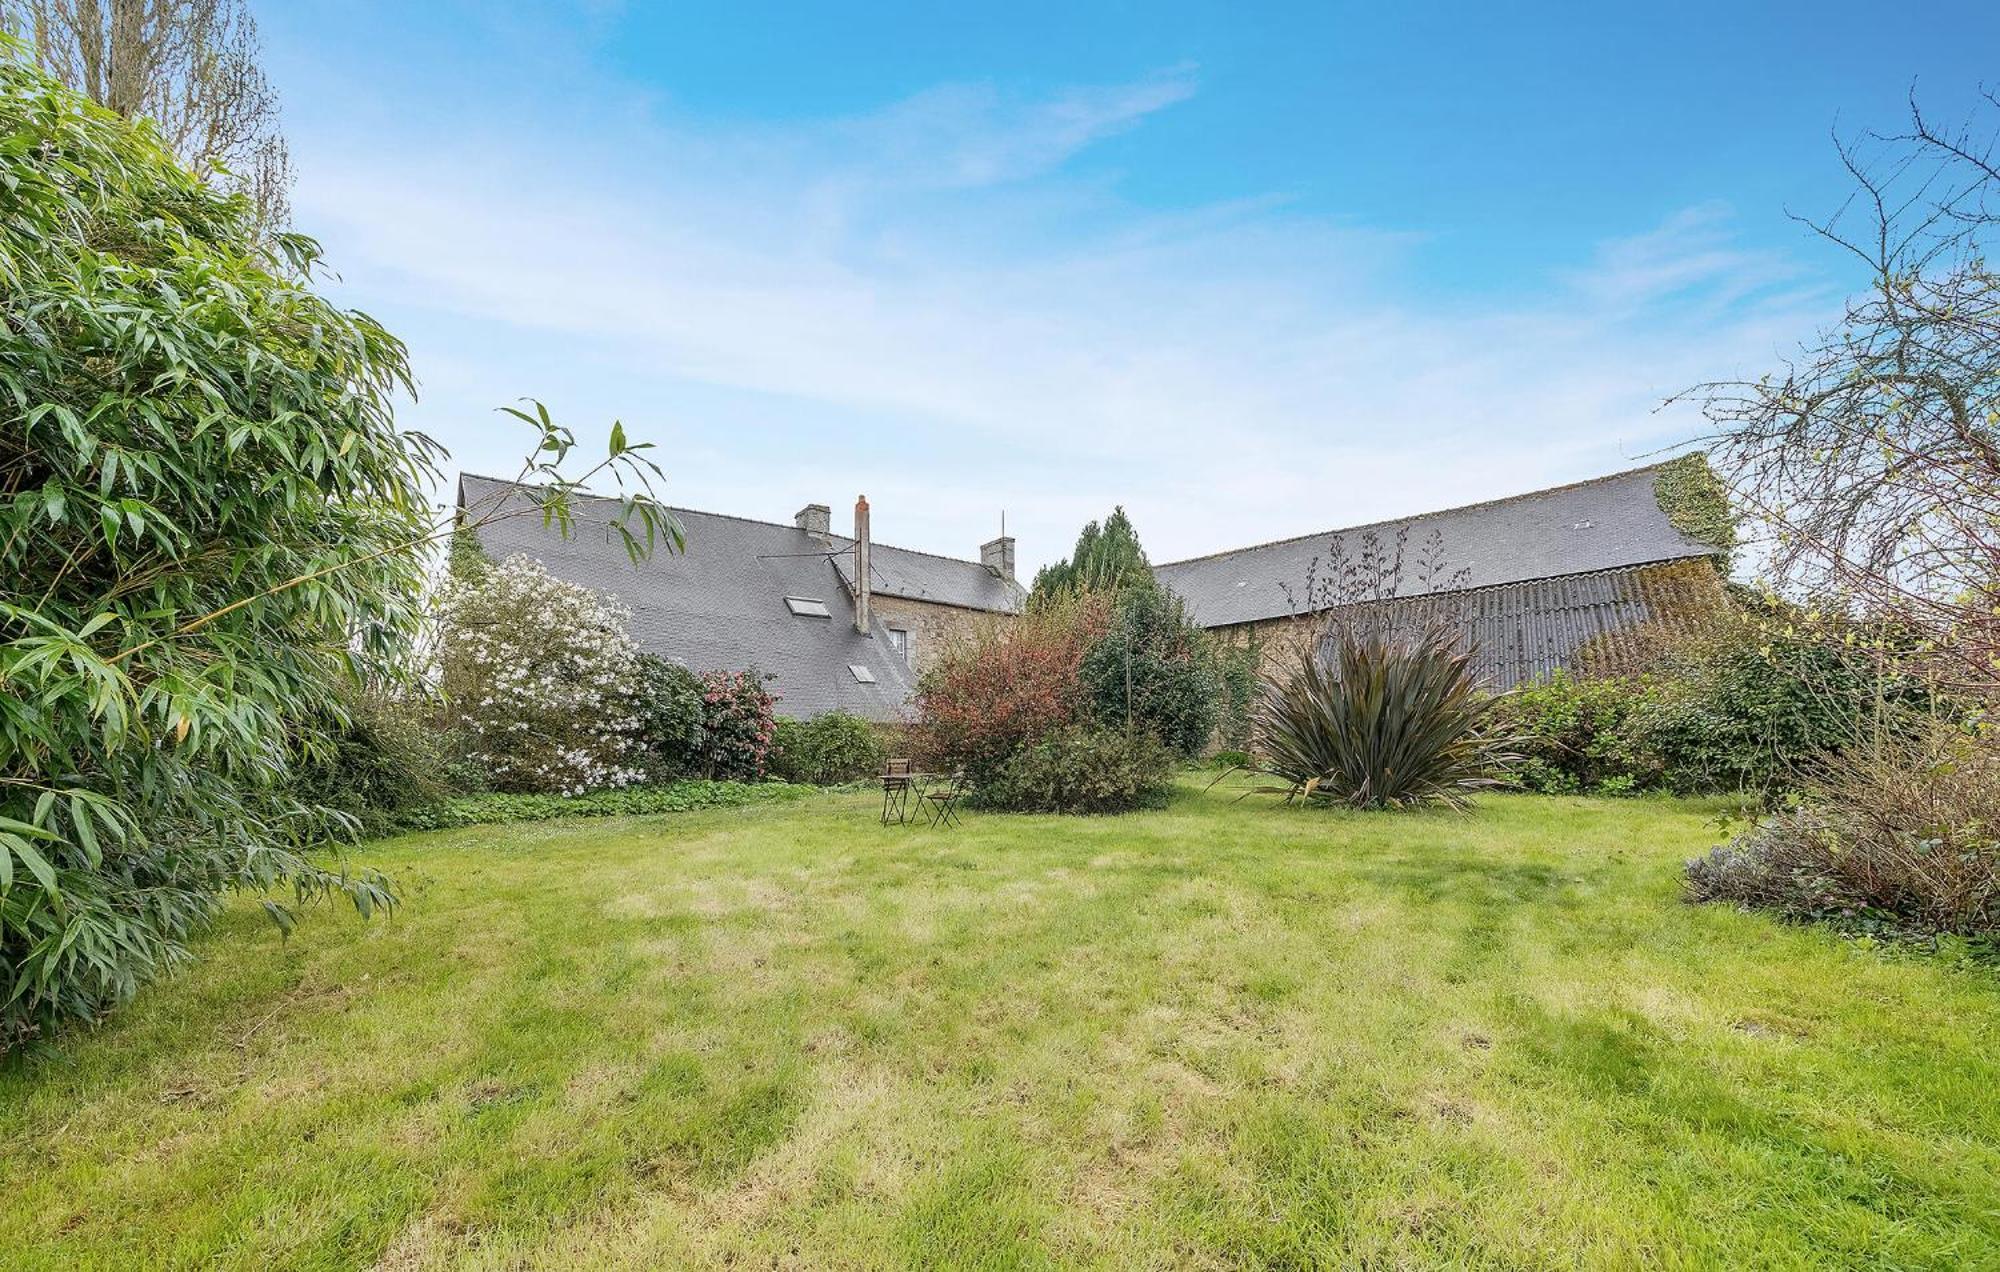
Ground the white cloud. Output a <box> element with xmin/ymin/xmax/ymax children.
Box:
<box><xmin>286</xmin><ymin>70</ymin><xmax>1834</xmax><ymax>574</ymax></box>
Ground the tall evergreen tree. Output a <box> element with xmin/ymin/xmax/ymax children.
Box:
<box><xmin>1030</xmin><ymin>506</ymin><xmax>1157</xmax><ymax>606</ymax></box>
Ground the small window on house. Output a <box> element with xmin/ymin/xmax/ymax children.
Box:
<box><xmin>887</xmin><ymin>628</ymin><xmax>909</xmax><ymax>663</ymax></box>
<box><xmin>785</xmin><ymin>596</ymin><xmax>831</xmax><ymax>618</ymax></box>
<box><xmin>848</xmin><ymin>663</ymin><xmax>876</xmax><ymax>683</ymax></box>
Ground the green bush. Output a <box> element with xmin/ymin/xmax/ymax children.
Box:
<box><xmin>912</xmin><ymin>593</ymin><xmax>1112</xmax><ymax>784</ymax></box>
<box><xmin>978</xmin><ymin>726</ymin><xmax>1176</xmax><ymax>814</ymax></box>
<box><xmin>437</xmin><ymin>554</ymin><xmax>648</xmax><ymax>794</ymax></box>
<box><xmin>1080</xmin><ymin>587</ymin><xmax>1223</xmax><ymax>759</ymax></box>
<box><xmin>1215</xmin><ymin>641</ymin><xmax>1262</xmax><ymax>753</ymax></box>
<box><xmin>632</xmin><ymin>655</ymin><xmax>706</xmax><ymax>780</ymax></box>
<box><xmin>1638</xmin><ymin>637</ymin><xmax>1883</xmax><ymax>795</ymax></box>
<box><xmin>0</xmin><ymin>57</ymin><xmax>427</xmax><ymax>1049</ymax></box>
<box><xmin>771</xmin><ymin>712</ymin><xmax>886</xmax><ymax>785</ymax></box>
<box><xmin>1498</xmin><ymin>671</ymin><xmax>1656</xmax><ymax>795</ymax></box>
<box><xmin>1251</xmin><ymin>624</ymin><xmax>1510</xmax><ymax>810</ymax></box>
<box><xmin>393</xmin><ymin>781</ymin><xmax>811</xmax><ymax>832</ymax></box>
<box><xmin>1497</xmin><ymin>616</ymin><xmax>1922</xmax><ymax>798</ymax></box>
<box><xmin>290</xmin><ymin>690</ymin><xmax>461</xmax><ymax>836</ymax></box>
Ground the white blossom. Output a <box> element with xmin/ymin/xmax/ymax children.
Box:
<box><xmin>437</xmin><ymin>554</ymin><xmax>648</xmax><ymax>794</ymax></box>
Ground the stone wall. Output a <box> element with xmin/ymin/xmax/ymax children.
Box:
<box><xmin>869</xmin><ymin>594</ymin><xmax>1011</xmax><ymax>678</ymax></box>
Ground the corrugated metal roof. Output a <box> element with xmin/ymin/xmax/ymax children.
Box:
<box><xmin>1153</xmin><ymin>464</ymin><xmax>1716</xmax><ymax>629</ymax></box>
<box><xmin>1312</xmin><ymin>563</ymin><xmax>1715</xmax><ymax>690</ymax></box>
<box><xmin>456</xmin><ymin>475</ymin><xmax>1018</xmax><ymax>720</ymax></box>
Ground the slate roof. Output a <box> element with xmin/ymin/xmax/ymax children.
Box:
<box><xmin>830</xmin><ymin>542</ymin><xmax>1023</xmax><ymax>612</ymax></box>
<box><xmin>456</xmin><ymin>475</ymin><xmax>1021</xmax><ymax>720</ymax></box>
<box><xmin>1151</xmin><ymin>464</ymin><xmax>1716</xmax><ymax>629</ymax></box>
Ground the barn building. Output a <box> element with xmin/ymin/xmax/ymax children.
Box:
<box><xmin>1151</xmin><ymin>463</ymin><xmax>1730</xmax><ymax>689</ymax></box>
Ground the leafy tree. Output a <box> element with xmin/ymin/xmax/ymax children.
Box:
<box><xmin>1030</xmin><ymin>506</ymin><xmax>1156</xmax><ymax>605</ymax></box>
<box><xmin>1079</xmin><ymin>586</ymin><xmax>1222</xmax><ymax>759</ymax></box>
<box><xmin>0</xmin><ymin>56</ymin><xmax>672</xmax><ymax>1049</ymax></box>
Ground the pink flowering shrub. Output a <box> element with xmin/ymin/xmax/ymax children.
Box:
<box><xmin>700</xmin><ymin>669</ymin><xmax>777</xmax><ymax>781</ymax></box>
<box><xmin>437</xmin><ymin>555</ymin><xmax>647</xmax><ymax>795</ymax></box>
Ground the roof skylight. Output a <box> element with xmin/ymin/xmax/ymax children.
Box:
<box><xmin>848</xmin><ymin>664</ymin><xmax>876</xmax><ymax>683</ymax></box>
<box><xmin>785</xmin><ymin>596</ymin><xmax>832</xmax><ymax>618</ymax></box>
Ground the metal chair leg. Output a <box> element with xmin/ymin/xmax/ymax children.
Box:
<box><xmin>881</xmin><ymin>783</ymin><xmax>908</xmax><ymax>825</ymax></box>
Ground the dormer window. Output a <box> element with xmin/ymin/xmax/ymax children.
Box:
<box><xmin>785</xmin><ymin>596</ymin><xmax>831</xmax><ymax>618</ymax></box>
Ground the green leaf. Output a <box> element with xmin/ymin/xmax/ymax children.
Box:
<box><xmin>70</xmin><ymin>795</ymin><xmax>100</xmax><ymax>866</ymax></box>
<box><xmin>6</xmin><ymin>835</ymin><xmax>57</xmax><ymax>898</ymax></box>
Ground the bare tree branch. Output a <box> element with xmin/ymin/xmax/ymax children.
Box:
<box><xmin>3</xmin><ymin>0</ymin><xmax>293</xmax><ymax>231</ymax></box>
<box><xmin>1679</xmin><ymin>93</ymin><xmax>2000</xmax><ymax>697</ymax></box>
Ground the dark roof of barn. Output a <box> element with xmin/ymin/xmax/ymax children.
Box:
<box><xmin>1152</xmin><ymin>464</ymin><xmax>1716</xmax><ymax>629</ymax></box>
<box><xmin>456</xmin><ymin>475</ymin><xmax>1021</xmax><ymax>720</ymax></box>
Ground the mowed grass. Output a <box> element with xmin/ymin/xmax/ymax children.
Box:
<box><xmin>4</xmin><ymin>781</ymin><xmax>1998</xmax><ymax>1270</ymax></box>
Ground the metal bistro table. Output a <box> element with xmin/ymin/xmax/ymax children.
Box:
<box><xmin>879</xmin><ymin>762</ymin><xmax>966</xmax><ymax>828</ymax></box>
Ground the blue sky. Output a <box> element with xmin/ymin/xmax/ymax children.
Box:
<box><xmin>259</xmin><ymin>1</ymin><xmax>2000</xmax><ymax>572</ymax></box>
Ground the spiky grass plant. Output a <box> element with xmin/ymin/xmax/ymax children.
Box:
<box><xmin>1250</xmin><ymin>622</ymin><xmax>1511</xmax><ymax>810</ymax></box>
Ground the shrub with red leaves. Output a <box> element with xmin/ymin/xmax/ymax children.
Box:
<box><xmin>700</xmin><ymin>669</ymin><xmax>777</xmax><ymax>781</ymax></box>
<box><xmin>911</xmin><ymin>594</ymin><xmax>1112</xmax><ymax>780</ymax></box>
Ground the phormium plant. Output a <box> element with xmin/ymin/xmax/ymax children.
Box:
<box><xmin>1247</xmin><ymin>622</ymin><xmax>1511</xmax><ymax>811</ymax></box>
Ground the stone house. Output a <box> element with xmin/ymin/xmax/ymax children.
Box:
<box><xmin>457</xmin><ymin>476</ymin><xmax>1023</xmax><ymax>721</ymax></box>
<box><xmin>460</xmin><ymin>462</ymin><xmax>1728</xmax><ymax>721</ymax></box>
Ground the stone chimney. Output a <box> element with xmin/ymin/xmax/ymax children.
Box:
<box><xmin>793</xmin><ymin>502</ymin><xmax>830</xmax><ymax>539</ymax></box>
<box><xmin>853</xmin><ymin>495</ymin><xmax>872</xmax><ymax>635</ymax></box>
<box><xmin>981</xmin><ymin>533</ymin><xmax>1016</xmax><ymax>582</ymax></box>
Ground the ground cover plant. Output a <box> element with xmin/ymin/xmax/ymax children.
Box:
<box><xmin>386</xmin><ymin>780</ymin><xmax>812</xmax><ymax>833</ymax></box>
<box><xmin>2</xmin><ymin>781</ymin><xmax>1996</xmax><ymax>1268</ymax></box>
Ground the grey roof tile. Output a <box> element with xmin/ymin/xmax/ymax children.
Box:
<box><xmin>456</xmin><ymin>475</ymin><xmax>1015</xmax><ymax>721</ymax></box>
<box><xmin>1152</xmin><ymin>464</ymin><xmax>1714</xmax><ymax>628</ymax></box>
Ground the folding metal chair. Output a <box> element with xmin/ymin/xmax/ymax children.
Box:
<box><xmin>880</xmin><ymin>758</ymin><xmax>914</xmax><ymax>825</ymax></box>
<box><xmin>922</xmin><ymin>771</ymin><xmax>968</xmax><ymax>829</ymax></box>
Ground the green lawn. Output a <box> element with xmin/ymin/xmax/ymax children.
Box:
<box><xmin>4</xmin><ymin>781</ymin><xmax>1997</xmax><ymax>1270</ymax></box>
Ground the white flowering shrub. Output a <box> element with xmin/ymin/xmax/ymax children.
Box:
<box><xmin>438</xmin><ymin>555</ymin><xmax>648</xmax><ymax>795</ymax></box>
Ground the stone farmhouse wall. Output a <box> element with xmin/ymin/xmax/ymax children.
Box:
<box><xmin>869</xmin><ymin>594</ymin><xmax>1012</xmax><ymax>679</ymax></box>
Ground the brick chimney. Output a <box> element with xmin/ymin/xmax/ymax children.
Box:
<box><xmin>981</xmin><ymin>533</ymin><xmax>1016</xmax><ymax>581</ymax></box>
<box><xmin>853</xmin><ymin>495</ymin><xmax>872</xmax><ymax>634</ymax></box>
<box><xmin>793</xmin><ymin>502</ymin><xmax>830</xmax><ymax>539</ymax></box>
